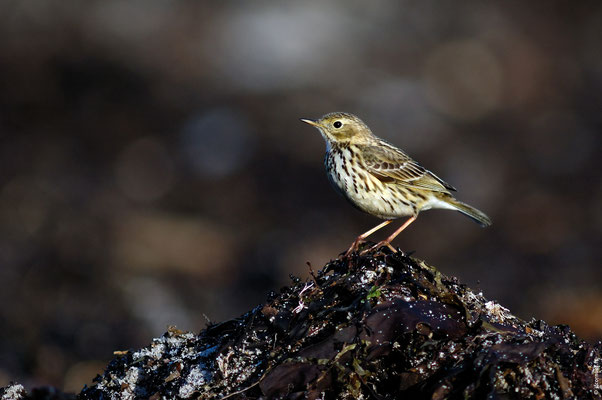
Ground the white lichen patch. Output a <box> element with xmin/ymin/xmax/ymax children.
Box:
<box><xmin>217</xmin><ymin>349</ymin><xmax>235</xmax><ymax>378</ymax></box>
<box><xmin>94</xmin><ymin>366</ymin><xmax>147</xmax><ymax>400</ymax></box>
<box><xmin>1</xmin><ymin>383</ymin><xmax>26</xmax><ymax>400</ymax></box>
<box><xmin>121</xmin><ymin>366</ymin><xmax>144</xmax><ymax>400</ymax></box>
<box><xmin>377</xmin><ymin>264</ymin><xmax>394</xmax><ymax>275</ymax></box>
<box><xmin>133</xmin><ymin>332</ymin><xmax>214</xmax><ymax>365</ymax></box>
<box><xmin>133</xmin><ymin>341</ymin><xmax>166</xmax><ymax>361</ymax></box>
<box><xmin>484</xmin><ymin>300</ymin><xmax>511</xmax><ymax>323</ymax></box>
<box><xmin>215</xmin><ymin>344</ymin><xmax>264</xmax><ymax>389</ymax></box>
<box><xmin>360</xmin><ymin>270</ymin><xmax>377</xmax><ymax>285</ymax></box>
<box><xmin>178</xmin><ymin>364</ymin><xmax>212</xmax><ymax>398</ymax></box>
<box><xmin>166</xmin><ymin>332</ymin><xmax>196</xmax><ymax>355</ymax></box>
<box><xmin>461</xmin><ymin>288</ymin><xmax>486</xmax><ymax>306</ymax></box>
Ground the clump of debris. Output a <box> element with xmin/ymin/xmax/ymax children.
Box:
<box><xmin>2</xmin><ymin>249</ymin><xmax>601</xmax><ymax>399</ymax></box>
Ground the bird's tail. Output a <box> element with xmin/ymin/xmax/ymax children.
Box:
<box><xmin>445</xmin><ymin>197</ymin><xmax>492</xmax><ymax>227</ymax></box>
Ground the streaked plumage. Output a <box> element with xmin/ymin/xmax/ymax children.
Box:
<box><xmin>301</xmin><ymin>112</ymin><xmax>491</xmax><ymax>255</ymax></box>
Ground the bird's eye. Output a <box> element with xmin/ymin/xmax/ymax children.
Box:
<box><xmin>333</xmin><ymin>121</ymin><xmax>342</xmax><ymax>128</ymax></box>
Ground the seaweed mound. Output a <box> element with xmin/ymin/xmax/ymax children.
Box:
<box><xmin>3</xmin><ymin>249</ymin><xmax>601</xmax><ymax>399</ymax></box>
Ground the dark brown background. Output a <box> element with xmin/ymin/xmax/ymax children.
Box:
<box><xmin>0</xmin><ymin>0</ymin><xmax>600</xmax><ymax>392</ymax></box>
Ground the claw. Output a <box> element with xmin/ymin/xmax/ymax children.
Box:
<box><xmin>343</xmin><ymin>238</ymin><xmax>364</xmax><ymax>258</ymax></box>
<box><xmin>342</xmin><ymin>220</ymin><xmax>394</xmax><ymax>258</ymax></box>
<box><xmin>360</xmin><ymin>241</ymin><xmax>397</xmax><ymax>255</ymax></box>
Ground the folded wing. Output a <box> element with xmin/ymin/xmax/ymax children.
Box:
<box><xmin>362</xmin><ymin>144</ymin><xmax>456</xmax><ymax>193</ymax></box>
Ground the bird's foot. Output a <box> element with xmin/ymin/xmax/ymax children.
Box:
<box><xmin>360</xmin><ymin>241</ymin><xmax>397</xmax><ymax>255</ymax></box>
<box><xmin>343</xmin><ymin>238</ymin><xmax>366</xmax><ymax>258</ymax></box>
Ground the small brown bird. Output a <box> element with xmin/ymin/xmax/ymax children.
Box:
<box><xmin>301</xmin><ymin>112</ymin><xmax>491</xmax><ymax>255</ymax></box>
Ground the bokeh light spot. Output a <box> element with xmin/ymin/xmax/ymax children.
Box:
<box><xmin>179</xmin><ymin>108</ymin><xmax>254</xmax><ymax>179</ymax></box>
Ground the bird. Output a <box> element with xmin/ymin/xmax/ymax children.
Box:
<box><xmin>300</xmin><ymin>112</ymin><xmax>491</xmax><ymax>256</ymax></box>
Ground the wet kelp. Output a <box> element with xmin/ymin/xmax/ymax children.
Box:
<box><xmin>3</xmin><ymin>249</ymin><xmax>601</xmax><ymax>399</ymax></box>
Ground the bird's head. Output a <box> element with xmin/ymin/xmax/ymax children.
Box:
<box><xmin>301</xmin><ymin>112</ymin><xmax>373</xmax><ymax>146</ymax></box>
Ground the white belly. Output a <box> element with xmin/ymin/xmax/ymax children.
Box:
<box><xmin>326</xmin><ymin>149</ymin><xmax>419</xmax><ymax>220</ymax></box>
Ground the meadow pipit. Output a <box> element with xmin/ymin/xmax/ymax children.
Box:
<box><xmin>301</xmin><ymin>112</ymin><xmax>491</xmax><ymax>256</ymax></box>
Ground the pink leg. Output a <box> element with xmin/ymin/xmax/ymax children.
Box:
<box><xmin>363</xmin><ymin>215</ymin><xmax>417</xmax><ymax>254</ymax></box>
<box><xmin>344</xmin><ymin>220</ymin><xmax>393</xmax><ymax>257</ymax></box>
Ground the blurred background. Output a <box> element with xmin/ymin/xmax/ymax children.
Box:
<box><xmin>0</xmin><ymin>0</ymin><xmax>601</xmax><ymax>392</ymax></box>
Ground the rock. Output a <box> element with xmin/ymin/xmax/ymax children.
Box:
<box><xmin>4</xmin><ymin>249</ymin><xmax>602</xmax><ymax>399</ymax></box>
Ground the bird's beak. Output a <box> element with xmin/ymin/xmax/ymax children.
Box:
<box><xmin>300</xmin><ymin>118</ymin><xmax>321</xmax><ymax>128</ymax></box>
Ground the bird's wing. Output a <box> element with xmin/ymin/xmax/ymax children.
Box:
<box><xmin>362</xmin><ymin>144</ymin><xmax>456</xmax><ymax>193</ymax></box>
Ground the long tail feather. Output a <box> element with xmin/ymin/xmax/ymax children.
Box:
<box><xmin>445</xmin><ymin>198</ymin><xmax>492</xmax><ymax>227</ymax></box>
